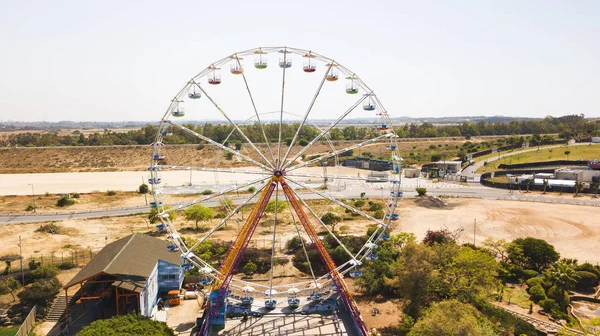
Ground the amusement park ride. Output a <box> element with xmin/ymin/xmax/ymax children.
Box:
<box><xmin>149</xmin><ymin>47</ymin><xmax>403</xmax><ymax>335</ymax></box>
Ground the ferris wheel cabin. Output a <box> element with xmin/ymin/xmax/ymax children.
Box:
<box><xmin>207</xmin><ymin>66</ymin><xmax>222</xmax><ymax>84</ymax></box>
<box><xmin>230</xmin><ymin>63</ymin><xmax>243</xmax><ymax>75</ymax></box>
<box><xmin>254</xmin><ymin>49</ymin><xmax>268</xmax><ymax>69</ymax></box>
<box><xmin>278</xmin><ymin>49</ymin><xmax>292</xmax><ymax>68</ymax></box>
<box><xmin>303</xmin><ymin>53</ymin><xmax>316</xmax><ymax>73</ymax></box>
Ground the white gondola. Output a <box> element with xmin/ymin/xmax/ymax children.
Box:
<box><xmin>366</xmin><ymin>253</ymin><xmax>378</xmax><ymax>261</ymax></box>
<box><xmin>188</xmin><ymin>90</ymin><xmax>201</xmax><ymax>99</ymax></box>
<box><xmin>349</xmin><ymin>269</ymin><xmax>363</xmax><ymax>278</ymax></box>
<box><xmin>230</xmin><ymin>56</ymin><xmax>243</xmax><ymax>74</ymax></box>
<box><xmin>278</xmin><ymin>49</ymin><xmax>292</xmax><ymax>68</ymax></box>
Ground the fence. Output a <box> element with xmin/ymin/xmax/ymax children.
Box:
<box><xmin>0</xmin><ymin>249</ymin><xmax>98</xmax><ymax>275</ymax></box>
<box><xmin>15</xmin><ymin>304</ymin><xmax>37</xmax><ymax>336</ymax></box>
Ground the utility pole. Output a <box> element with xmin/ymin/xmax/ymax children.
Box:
<box><xmin>28</xmin><ymin>183</ymin><xmax>36</xmax><ymax>213</ymax></box>
<box><xmin>473</xmin><ymin>219</ymin><xmax>476</xmax><ymax>246</ymax></box>
<box><xmin>18</xmin><ymin>236</ymin><xmax>24</xmax><ymax>285</ymax></box>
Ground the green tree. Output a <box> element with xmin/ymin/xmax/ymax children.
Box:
<box><xmin>18</xmin><ymin>277</ymin><xmax>61</xmax><ymax>307</ymax></box>
<box><xmin>408</xmin><ymin>300</ymin><xmax>496</xmax><ymax>336</ymax></box>
<box><xmin>286</xmin><ymin>236</ymin><xmax>305</xmax><ymax>252</ymax></box>
<box><xmin>542</xmin><ymin>179</ymin><xmax>549</xmax><ymax>194</ymax></box>
<box><xmin>138</xmin><ymin>183</ymin><xmax>149</xmax><ymax>194</ymax></box>
<box><xmin>374</xmin><ymin>210</ymin><xmax>385</xmax><ymax>219</ymax></box>
<box><xmin>525</xmin><ymin>178</ymin><xmax>534</xmax><ymax>193</ymax></box>
<box><xmin>564</xmin><ymin>150</ymin><xmax>571</xmax><ymax>160</ymax></box>
<box><xmin>77</xmin><ymin>313</ymin><xmax>175</xmax><ymax>336</ymax></box>
<box><xmin>415</xmin><ymin>187</ymin><xmax>427</xmax><ymax>197</ymax></box>
<box><xmin>443</xmin><ymin>247</ymin><xmax>498</xmax><ymax>300</ymax></box>
<box><xmin>0</xmin><ymin>277</ymin><xmax>22</xmax><ymax>301</ymax></box>
<box><xmin>510</xmin><ymin>237</ymin><xmax>559</xmax><ymax>271</ymax></box>
<box><xmin>265</xmin><ymin>199</ymin><xmax>288</xmax><ymax>214</ymax></box>
<box><xmin>243</xmin><ymin>261</ymin><xmax>257</xmax><ymax>276</ymax></box>
<box><xmin>544</xmin><ymin>259</ymin><xmax>579</xmax><ymax>311</ymax></box>
<box><xmin>31</xmin><ymin>264</ymin><xmax>58</xmax><ymax>279</ymax></box>
<box><xmin>184</xmin><ymin>204</ymin><xmax>214</xmax><ymax>230</ymax></box>
<box><xmin>148</xmin><ymin>206</ymin><xmax>176</xmax><ymax>224</ymax></box>
<box><xmin>321</xmin><ymin>212</ymin><xmax>342</xmax><ymax>233</ymax></box>
<box><xmin>574</xmin><ymin>180</ymin><xmax>584</xmax><ymax>197</ymax></box>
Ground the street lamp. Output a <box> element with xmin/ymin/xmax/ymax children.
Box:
<box><xmin>28</xmin><ymin>183</ymin><xmax>36</xmax><ymax>213</ymax></box>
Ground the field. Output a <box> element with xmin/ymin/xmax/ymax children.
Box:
<box><xmin>477</xmin><ymin>144</ymin><xmax>599</xmax><ymax>173</ymax></box>
<box><xmin>0</xmin><ymin>326</ymin><xmax>19</xmax><ymax>336</ymax></box>
<box><xmin>0</xmin><ymin>137</ymin><xmax>504</xmax><ymax>174</ymax></box>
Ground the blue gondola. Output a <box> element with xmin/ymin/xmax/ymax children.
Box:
<box><xmin>309</xmin><ymin>292</ymin><xmax>322</xmax><ymax>301</ymax></box>
<box><xmin>199</xmin><ymin>278</ymin><xmax>213</xmax><ymax>285</ymax></box>
<box><xmin>385</xmin><ymin>213</ymin><xmax>399</xmax><ymax>220</ymax></box>
<box><xmin>161</xmin><ymin>131</ymin><xmax>173</xmax><ymax>137</ymax></box>
<box><xmin>147</xmin><ymin>166</ymin><xmax>161</xmax><ymax>171</ymax></box>
<box><xmin>156</xmin><ymin>224</ymin><xmax>166</xmax><ymax>231</ymax></box>
<box><xmin>349</xmin><ymin>270</ymin><xmax>363</xmax><ymax>278</ymax></box>
<box><xmin>148</xmin><ymin>177</ymin><xmax>161</xmax><ymax>185</ymax></box>
<box><xmin>171</xmin><ymin>110</ymin><xmax>185</xmax><ymax>117</ymax></box>
<box><xmin>153</xmin><ymin>154</ymin><xmax>165</xmax><ymax>161</ymax></box>
<box><xmin>149</xmin><ymin>201</ymin><xmax>163</xmax><ymax>208</ymax></box>
<box><xmin>363</xmin><ymin>103</ymin><xmax>375</xmax><ymax>111</ymax></box>
<box><xmin>389</xmin><ymin>145</ymin><xmax>397</xmax><ymax>150</ymax></box>
<box><xmin>265</xmin><ymin>299</ymin><xmax>277</xmax><ymax>309</ymax></box>
<box><xmin>167</xmin><ymin>245</ymin><xmax>179</xmax><ymax>252</ymax></box>
<box><xmin>377</xmin><ymin>124</ymin><xmax>388</xmax><ymax>131</ymax></box>
<box><xmin>288</xmin><ymin>298</ymin><xmax>300</xmax><ymax>308</ymax></box>
<box><xmin>188</xmin><ymin>91</ymin><xmax>201</xmax><ymax>99</ymax></box>
<box><xmin>241</xmin><ymin>297</ymin><xmax>254</xmax><ymax>306</ymax></box>
<box><xmin>366</xmin><ymin>253</ymin><xmax>378</xmax><ymax>261</ymax></box>
<box><xmin>382</xmin><ymin>234</ymin><xmax>391</xmax><ymax>241</ymax></box>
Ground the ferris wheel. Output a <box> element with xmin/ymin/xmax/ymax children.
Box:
<box><xmin>148</xmin><ymin>46</ymin><xmax>403</xmax><ymax>336</ymax></box>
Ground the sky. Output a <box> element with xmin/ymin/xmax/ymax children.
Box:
<box><xmin>0</xmin><ymin>0</ymin><xmax>599</xmax><ymax>122</ymax></box>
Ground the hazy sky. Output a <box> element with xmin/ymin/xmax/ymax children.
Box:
<box><xmin>0</xmin><ymin>0</ymin><xmax>598</xmax><ymax>122</ymax></box>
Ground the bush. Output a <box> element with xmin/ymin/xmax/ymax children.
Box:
<box><xmin>225</xmin><ymin>152</ymin><xmax>233</xmax><ymax>160</ymax></box>
<box><xmin>106</xmin><ymin>190</ymin><xmax>117</xmax><ymax>196</ymax></box>
<box><xmin>575</xmin><ymin>271</ymin><xmax>598</xmax><ymax>289</ymax></box>
<box><xmin>31</xmin><ymin>264</ymin><xmax>58</xmax><ymax>279</ymax></box>
<box><xmin>539</xmin><ymin>298</ymin><xmax>560</xmax><ymax>314</ymax></box>
<box><xmin>522</xmin><ymin>269</ymin><xmax>538</xmax><ymax>280</ymax></box>
<box><xmin>368</xmin><ymin>202</ymin><xmax>384</xmax><ymax>211</ymax></box>
<box><xmin>431</xmin><ymin>154</ymin><xmax>442</xmax><ymax>162</ymax></box>
<box><xmin>286</xmin><ymin>236</ymin><xmax>305</xmax><ymax>253</ymax></box>
<box><xmin>299</xmin><ymin>139</ymin><xmax>309</xmax><ymax>146</ymax></box>
<box><xmin>525</xmin><ymin>277</ymin><xmax>544</xmax><ymax>289</ymax></box>
<box><xmin>374</xmin><ymin>210</ymin><xmax>385</xmax><ymax>219</ymax></box>
<box><xmin>201</xmin><ymin>189</ymin><xmax>214</xmax><ymax>195</ymax></box>
<box><xmin>35</xmin><ymin>223</ymin><xmax>61</xmax><ymax>234</ymax></box>
<box><xmin>18</xmin><ymin>277</ymin><xmax>61</xmax><ymax>307</ymax></box>
<box><xmin>56</xmin><ymin>196</ymin><xmax>75</xmax><ymax>207</ymax></box>
<box><xmin>25</xmin><ymin>204</ymin><xmax>36</xmax><ymax>212</ymax></box>
<box><xmin>72</xmin><ymin>192</ymin><xmax>81</xmax><ymax>198</ymax></box>
<box><xmin>57</xmin><ymin>261</ymin><xmax>75</xmax><ymax>270</ymax></box>
<box><xmin>247</xmin><ymin>186</ymin><xmax>256</xmax><ymax>193</ymax></box>
<box><xmin>243</xmin><ymin>261</ymin><xmax>257</xmax><ymax>276</ymax></box>
<box><xmin>354</xmin><ymin>199</ymin><xmax>365</xmax><ymax>208</ymax></box>
<box><xmin>416</xmin><ymin>187</ymin><xmax>427</xmax><ymax>197</ymax></box>
<box><xmin>77</xmin><ymin>313</ymin><xmax>175</xmax><ymax>336</ymax></box>
<box><xmin>576</xmin><ymin>262</ymin><xmax>600</xmax><ymax>278</ymax></box>
<box><xmin>138</xmin><ymin>184</ymin><xmax>149</xmax><ymax>194</ymax></box>
<box><xmin>528</xmin><ymin>285</ymin><xmax>546</xmax><ymax>302</ymax></box>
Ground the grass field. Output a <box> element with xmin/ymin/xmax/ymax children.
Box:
<box><xmin>477</xmin><ymin>144</ymin><xmax>599</xmax><ymax>173</ymax></box>
<box><xmin>0</xmin><ymin>326</ymin><xmax>19</xmax><ymax>335</ymax></box>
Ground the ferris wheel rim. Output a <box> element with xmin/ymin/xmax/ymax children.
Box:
<box><xmin>149</xmin><ymin>46</ymin><xmax>403</xmax><ymax>294</ymax></box>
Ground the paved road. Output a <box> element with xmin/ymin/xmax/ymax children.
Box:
<box><xmin>2</xmin><ymin>181</ymin><xmax>598</xmax><ymax>225</ymax></box>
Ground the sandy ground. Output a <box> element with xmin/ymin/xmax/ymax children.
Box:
<box><xmin>0</xmin><ymin>166</ymin><xmax>369</xmax><ymax>196</ymax></box>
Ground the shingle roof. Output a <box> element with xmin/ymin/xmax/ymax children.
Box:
<box><xmin>64</xmin><ymin>233</ymin><xmax>181</xmax><ymax>289</ymax></box>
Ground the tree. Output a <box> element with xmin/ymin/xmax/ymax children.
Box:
<box><xmin>543</xmin><ymin>179</ymin><xmax>549</xmax><ymax>194</ymax></box>
<box><xmin>374</xmin><ymin>210</ymin><xmax>385</xmax><ymax>219</ymax></box>
<box><xmin>545</xmin><ymin>259</ymin><xmax>579</xmax><ymax>311</ymax></box>
<box><xmin>592</xmin><ymin>182</ymin><xmax>599</xmax><ymax>198</ymax></box>
<box><xmin>321</xmin><ymin>212</ymin><xmax>341</xmax><ymax>233</ymax></box>
<box><xmin>138</xmin><ymin>183</ymin><xmax>149</xmax><ymax>194</ymax></box>
<box><xmin>243</xmin><ymin>261</ymin><xmax>257</xmax><ymax>276</ymax></box>
<box><xmin>408</xmin><ymin>300</ymin><xmax>496</xmax><ymax>336</ymax></box>
<box><xmin>19</xmin><ymin>277</ymin><xmax>61</xmax><ymax>306</ymax></box>
<box><xmin>415</xmin><ymin>187</ymin><xmax>427</xmax><ymax>197</ymax></box>
<box><xmin>482</xmin><ymin>238</ymin><xmax>510</xmax><ymax>263</ymax></box>
<box><xmin>77</xmin><ymin>313</ymin><xmax>175</xmax><ymax>336</ymax></box>
<box><xmin>564</xmin><ymin>150</ymin><xmax>571</xmax><ymax>160</ymax></box>
<box><xmin>286</xmin><ymin>236</ymin><xmax>305</xmax><ymax>252</ymax></box>
<box><xmin>443</xmin><ymin>247</ymin><xmax>498</xmax><ymax>300</ymax></box>
<box><xmin>0</xmin><ymin>277</ymin><xmax>21</xmax><ymax>301</ymax></box>
<box><xmin>148</xmin><ymin>206</ymin><xmax>176</xmax><ymax>224</ymax></box>
<box><xmin>510</xmin><ymin>237</ymin><xmax>559</xmax><ymax>271</ymax></box>
<box><xmin>31</xmin><ymin>264</ymin><xmax>58</xmax><ymax>279</ymax></box>
<box><xmin>574</xmin><ymin>180</ymin><xmax>584</xmax><ymax>197</ymax></box>
<box><xmin>368</xmin><ymin>202</ymin><xmax>384</xmax><ymax>211</ymax></box>
<box><xmin>184</xmin><ymin>204</ymin><xmax>214</xmax><ymax>230</ymax></box>
<box><xmin>265</xmin><ymin>199</ymin><xmax>287</xmax><ymax>214</ymax></box>
<box><xmin>525</xmin><ymin>178</ymin><xmax>534</xmax><ymax>193</ymax></box>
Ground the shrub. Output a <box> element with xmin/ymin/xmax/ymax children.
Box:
<box><xmin>233</xmin><ymin>141</ymin><xmax>242</xmax><ymax>150</ymax></box>
<box><xmin>354</xmin><ymin>199</ymin><xmax>365</xmax><ymax>208</ymax></box>
<box><xmin>286</xmin><ymin>236</ymin><xmax>305</xmax><ymax>253</ymax></box>
<box><xmin>576</xmin><ymin>262</ymin><xmax>600</xmax><ymax>278</ymax></box>
<box><xmin>299</xmin><ymin>139</ymin><xmax>309</xmax><ymax>146</ymax></box>
<box><xmin>525</xmin><ymin>277</ymin><xmax>544</xmax><ymax>289</ymax></box>
<box><xmin>35</xmin><ymin>223</ymin><xmax>61</xmax><ymax>234</ymax></box>
<box><xmin>243</xmin><ymin>261</ymin><xmax>257</xmax><ymax>276</ymax></box>
<box><xmin>368</xmin><ymin>202</ymin><xmax>384</xmax><ymax>211</ymax></box>
<box><xmin>31</xmin><ymin>264</ymin><xmax>58</xmax><ymax>280</ymax></box>
<box><xmin>374</xmin><ymin>210</ymin><xmax>385</xmax><ymax>219</ymax></box>
<box><xmin>416</xmin><ymin>187</ymin><xmax>427</xmax><ymax>197</ymax></box>
<box><xmin>539</xmin><ymin>299</ymin><xmax>560</xmax><ymax>314</ymax></box>
<box><xmin>575</xmin><ymin>271</ymin><xmax>598</xmax><ymax>289</ymax></box>
<box><xmin>77</xmin><ymin>313</ymin><xmax>175</xmax><ymax>336</ymax></box>
<box><xmin>18</xmin><ymin>277</ymin><xmax>61</xmax><ymax>307</ymax></box>
<box><xmin>528</xmin><ymin>285</ymin><xmax>546</xmax><ymax>302</ymax></box>
<box><xmin>225</xmin><ymin>152</ymin><xmax>234</xmax><ymax>160</ymax></box>
<box><xmin>57</xmin><ymin>261</ymin><xmax>75</xmax><ymax>270</ymax></box>
<box><xmin>25</xmin><ymin>204</ymin><xmax>36</xmax><ymax>212</ymax></box>
<box><xmin>247</xmin><ymin>186</ymin><xmax>256</xmax><ymax>193</ymax></box>
<box><xmin>201</xmin><ymin>189</ymin><xmax>214</xmax><ymax>195</ymax></box>
<box><xmin>56</xmin><ymin>196</ymin><xmax>75</xmax><ymax>207</ymax></box>
<box><xmin>522</xmin><ymin>269</ymin><xmax>538</xmax><ymax>280</ymax></box>
<box><xmin>138</xmin><ymin>184</ymin><xmax>149</xmax><ymax>194</ymax></box>
<box><xmin>196</xmin><ymin>144</ymin><xmax>205</xmax><ymax>150</ymax></box>
<box><xmin>431</xmin><ymin>154</ymin><xmax>442</xmax><ymax>162</ymax></box>
<box><xmin>106</xmin><ymin>190</ymin><xmax>117</xmax><ymax>196</ymax></box>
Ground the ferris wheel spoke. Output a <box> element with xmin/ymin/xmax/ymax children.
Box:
<box><xmin>234</xmin><ymin>55</ymin><xmax>277</xmax><ymax>165</ymax></box>
<box><xmin>284</xmin><ymin>185</ymin><xmax>357</xmax><ymax>263</ymax></box>
<box><xmin>192</xmin><ymin>83</ymin><xmax>274</xmax><ymax>170</ymax></box>
<box><xmin>283</xmin><ymin>95</ymin><xmax>368</xmax><ymax>170</ymax></box>
<box><xmin>286</xmin><ymin>177</ymin><xmax>386</xmax><ymax>226</ymax></box>
<box><xmin>276</xmin><ymin>48</ymin><xmax>289</xmax><ymax>168</ymax></box>
<box><xmin>160</xmin><ymin>176</ymin><xmax>270</xmax><ymax>214</ymax></box>
<box><xmin>280</xmin><ymin>62</ymin><xmax>334</xmax><ymax>168</ymax></box>
<box><xmin>286</xmin><ymin>133</ymin><xmax>395</xmax><ymax>172</ymax></box>
<box><xmin>166</xmin><ymin>120</ymin><xmax>272</xmax><ymax>171</ymax></box>
<box><xmin>186</xmin><ymin>183</ymin><xmax>267</xmax><ymax>254</ymax></box>
<box><xmin>268</xmin><ymin>184</ymin><xmax>280</xmax><ymax>296</ymax></box>
<box><xmin>157</xmin><ymin>165</ymin><xmax>269</xmax><ymax>176</ymax></box>
<box><xmin>283</xmin><ymin>172</ymin><xmax>387</xmax><ymax>182</ymax></box>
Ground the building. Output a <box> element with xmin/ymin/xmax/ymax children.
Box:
<box><xmin>433</xmin><ymin>160</ymin><xmax>463</xmax><ymax>174</ymax></box>
<box><xmin>342</xmin><ymin>158</ymin><xmax>392</xmax><ymax>171</ymax></box>
<box><xmin>555</xmin><ymin>168</ymin><xmax>600</xmax><ymax>182</ymax></box>
<box><xmin>63</xmin><ymin>233</ymin><xmax>184</xmax><ymax>320</ymax></box>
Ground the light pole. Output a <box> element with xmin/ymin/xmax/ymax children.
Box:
<box><xmin>28</xmin><ymin>183</ymin><xmax>36</xmax><ymax>213</ymax></box>
<box><xmin>18</xmin><ymin>236</ymin><xmax>24</xmax><ymax>285</ymax></box>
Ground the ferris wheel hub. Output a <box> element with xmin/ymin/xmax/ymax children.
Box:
<box><xmin>273</xmin><ymin>169</ymin><xmax>284</xmax><ymax>177</ymax></box>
